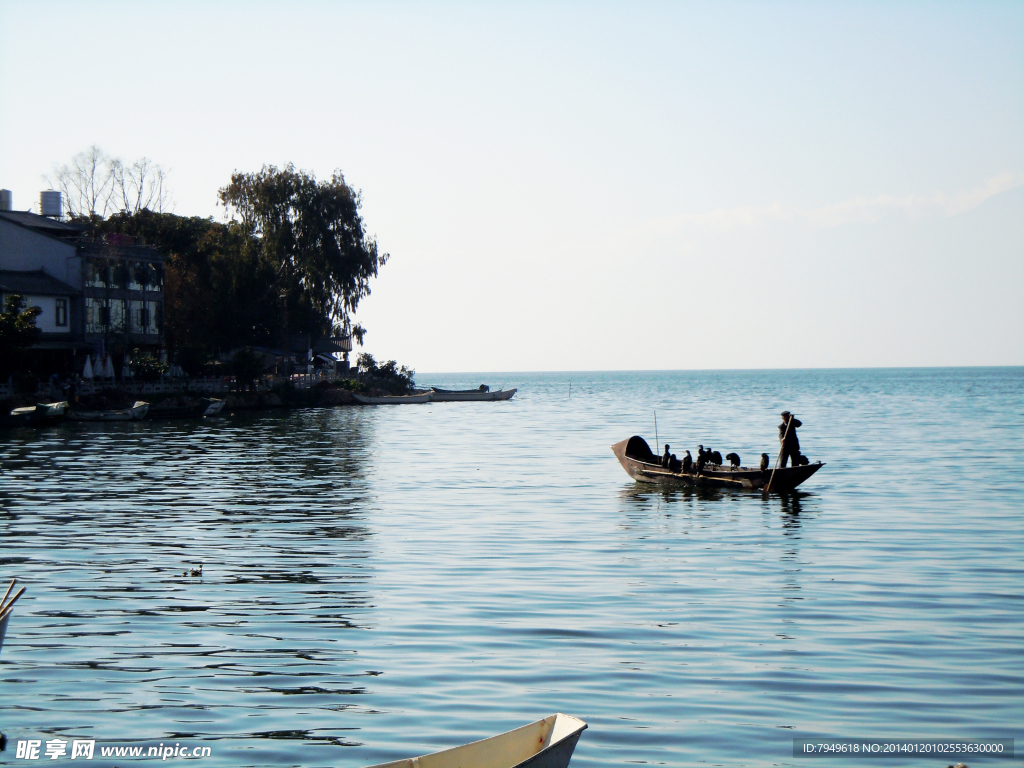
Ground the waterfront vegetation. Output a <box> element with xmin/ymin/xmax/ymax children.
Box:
<box><xmin>8</xmin><ymin>152</ymin><xmax>416</xmax><ymax>400</ymax></box>
<box><xmin>0</xmin><ymin>295</ymin><xmax>42</xmax><ymax>380</ymax></box>
<box><xmin>79</xmin><ymin>163</ymin><xmax>386</xmax><ymax>372</ymax></box>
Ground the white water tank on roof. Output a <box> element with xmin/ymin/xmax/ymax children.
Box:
<box><xmin>40</xmin><ymin>190</ymin><xmax>63</xmax><ymax>217</ymax></box>
<box><xmin>0</xmin><ymin>189</ymin><xmax>12</xmax><ymax>211</ymax></box>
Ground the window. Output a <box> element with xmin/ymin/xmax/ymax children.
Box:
<box><xmin>85</xmin><ymin>260</ymin><xmax>108</xmax><ymax>288</ymax></box>
<box><xmin>110</xmin><ymin>261</ymin><xmax>127</xmax><ymax>289</ymax></box>
<box><xmin>129</xmin><ymin>262</ymin><xmax>146</xmax><ymax>291</ymax></box>
<box><xmin>55</xmin><ymin>299</ymin><xmax>68</xmax><ymax>327</ymax></box>
<box><xmin>148</xmin><ymin>263</ymin><xmax>164</xmax><ymax>290</ymax></box>
<box><xmin>139</xmin><ymin>307</ymin><xmax>150</xmax><ymax>329</ymax></box>
<box><xmin>85</xmin><ymin>298</ymin><xmax>117</xmax><ymax>333</ymax></box>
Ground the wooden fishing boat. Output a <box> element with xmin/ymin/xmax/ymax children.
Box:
<box><xmin>68</xmin><ymin>401</ymin><xmax>150</xmax><ymax>422</ymax></box>
<box><xmin>612</xmin><ymin>436</ymin><xmax>824</xmax><ymax>492</ymax></box>
<box><xmin>353</xmin><ymin>392</ymin><xmax>433</xmax><ymax>405</ymax></box>
<box><xmin>364</xmin><ymin>713</ymin><xmax>587</xmax><ymax>768</ymax></box>
<box><xmin>148</xmin><ymin>397</ymin><xmax>221</xmax><ymax>419</ymax></box>
<box><xmin>429</xmin><ymin>386</ymin><xmax>517</xmax><ymax>402</ymax></box>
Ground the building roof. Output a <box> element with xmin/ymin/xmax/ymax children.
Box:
<box><xmin>0</xmin><ymin>210</ymin><xmax>86</xmax><ymax>238</ymax></box>
<box><xmin>78</xmin><ymin>240</ymin><xmax>165</xmax><ymax>261</ymax></box>
<box><xmin>0</xmin><ymin>269</ymin><xmax>78</xmax><ymax>296</ymax></box>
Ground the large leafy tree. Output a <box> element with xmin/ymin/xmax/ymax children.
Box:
<box><xmin>219</xmin><ymin>165</ymin><xmax>386</xmax><ymax>338</ymax></box>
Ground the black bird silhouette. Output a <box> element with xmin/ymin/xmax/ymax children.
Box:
<box><xmin>725</xmin><ymin>452</ymin><xmax>741</xmax><ymax>468</ymax></box>
<box><xmin>681</xmin><ymin>450</ymin><xmax>693</xmax><ymax>473</ymax></box>
<box><xmin>760</xmin><ymin>453</ymin><xmax>770</xmax><ymax>472</ymax></box>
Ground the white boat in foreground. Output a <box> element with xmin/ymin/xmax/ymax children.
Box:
<box><xmin>353</xmin><ymin>392</ymin><xmax>433</xmax><ymax>405</ymax></box>
<box><xmin>364</xmin><ymin>713</ymin><xmax>587</xmax><ymax>768</ymax></box>
<box><xmin>429</xmin><ymin>387</ymin><xmax>517</xmax><ymax>402</ymax></box>
<box><xmin>0</xmin><ymin>579</ymin><xmax>26</xmax><ymax>656</ymax></box>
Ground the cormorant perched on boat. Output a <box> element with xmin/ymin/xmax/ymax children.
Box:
<box><xmin>696</xmin><ymin>451</ymin><xmax>708</xmax><ymax>475</ymax></box>
<box><xmin>662</xmin><ymin>444</ymin><xmax>671</xmax><ymax>468</ymax></box>
<box><xmin>710</xmin><ymin>450</ymin><xmax>723</xmax><ymax>466</ymax></box>
<box><xmin>725</xmin><ymin>452</ymin><xmax>741</xmax><ymax>469</ymax></box>
<box><xmin>681</xmin><ymin>450</ymin><xmax>692</xmax><ymax>473</ymax></box>
<box><xmin>760</xmin><ymin>453</ymin><xmax>770</xmax><ymax>472</ymax></box>
<box><xmin>796</xmin><ymin>454</ymin><xmax>810</xmax><ymax>466</ymax></box>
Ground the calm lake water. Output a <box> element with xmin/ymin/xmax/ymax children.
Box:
<box><xmin>1</xmin><ymin>368</ymin><xmax>1022</xmax><ymax>768</ymax></box>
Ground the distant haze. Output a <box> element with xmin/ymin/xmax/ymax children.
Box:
<box><xmin>1</xmin><ymin>1</ymin><xmax>1021</xmax><ymax>371</ymax></box>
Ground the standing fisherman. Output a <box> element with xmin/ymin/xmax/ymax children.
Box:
<box><xmin>778</xmin><ymin>411</ymin><xmax>802</xmax><ymax>468</ymax></box>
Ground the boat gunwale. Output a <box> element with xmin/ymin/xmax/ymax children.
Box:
<box><xmin>612</xmin><ymin>436</ymin><xmax>823</xmax><ymax>492</ymax></box>
<box><xmin>361</xmin><ymin>713</ymin><xmax>587</xmax><ymax>768</ymax></box>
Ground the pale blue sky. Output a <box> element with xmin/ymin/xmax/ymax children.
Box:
<box><xmin>1</xmin><ymin>1</ymin><xmax>1021</xmax><ymax>370</ymax></box>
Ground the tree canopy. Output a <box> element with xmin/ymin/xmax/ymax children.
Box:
<box><xmin>0</xmin><ymin>295</ymin><xmax>42</xmax><ymax>378</ymax></box>
<box><xmin>219</xmin><ymin>164</ymin><xmax>387</xmax><ymax>339</ymax></box>
<box><xmin>82</xmin><ymin>164</ymin><xmax>388</xmax><ymax>373</ymax></box>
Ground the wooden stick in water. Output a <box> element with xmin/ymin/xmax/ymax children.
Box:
<box><xmin>0</xmin><ymin>578</ymin><xmax>15</xmax><ymax>612</ymax></box>
<box><xmin>765</xmin><ymin>415</ymin><xmax>793</xmax><ymax>495</ymax></box>
<box><xmin>0</xmin><ymin>586</ymin><xmax>26</xmax><ymax>618</ymax></box>
<box><xmin>654</xmin><ymin>410</ymin><xmax>659</xmax><ymax>461</ymax></box>
<box><xmin>0</xmin><ymin>581</ymin><xmax>15</xmax><ymax>618</ymax></box>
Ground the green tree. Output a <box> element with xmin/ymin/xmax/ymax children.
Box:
<box><xmin>129</xmin><ymin>348</ymin><xmax>167</xmax><ymax>382</ymax></box>
<box><xmin>0</xmin><ymin>295</ymin><xmax>42</xmax><ymax>378</ymax></box>
<box><xmin>357</xmin><ymin>352</ymin><xmax>415</xmax><ymax>394</ymax></box>
<box><xmin>219</xmin><ymin>165</ymin><xmax>387</xmax><ymax>338</ymax></box>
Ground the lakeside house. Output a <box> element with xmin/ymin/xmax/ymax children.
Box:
<box><xmin>0</xmin><ymin>190</ymin><xmax>165</xmax><ymax>375</ymax></box>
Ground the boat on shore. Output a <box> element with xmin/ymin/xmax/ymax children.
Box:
<box><xmin>612</xmin><ymin>436</ymin><xmax>823</xmax><ymax>492</ymax></box>
<box><xmin>68</xmin><ymin>401</ymin><xmax>150</xmax><ymax>422</ymax></box>
<box><xmin>363</xmin><ymin>713</ymin><xmax>587</xmax><ymax>768</ymax></box>
<box><xmin>353</xmin><ymin>391</ymin><xmax>433</xmax><ymax>405</ymax></box>
<box><xmin>429</xmin><ymin>386</ymin><xmax>517</xmax><ymax>402</ymax></box>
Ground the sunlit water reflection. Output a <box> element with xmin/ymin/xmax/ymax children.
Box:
<box><xmin>1</xmin><ymin>369</ymin><xmax>1022</xmax><ymax>767</ymax></box>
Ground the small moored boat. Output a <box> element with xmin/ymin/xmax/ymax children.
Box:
<box><xmin>429</xmin><ymin>386</ymin><xmax>517</xmax><ymax>402</ymax></box>
<box><xmin>4</xmin><ymin>401</ymin><xmax>67</xmax><ymax>426</ymax></box>
<box><xmin>203</xmin><ymin>398</ymin><xmax>226</xmax><ymax>417</ymax></box>
<box><xmin>148</xmin><ymin>397</ymin><xmax>222</xmax><ymax>419</ymax></box>
<box><xmin>353</xmin><ymin>392</ymin><xmax>433</xmax><ymax>405</ymax></box>
<box><xmin>68</xmin><ymin>401</ymin><xmax>150</xmax><ymax>422</ymax></box>
<box><xmin>612</xmin><ymin>436</ymin><xmax>823</xmax><ymax>492</ymax></box>
<box><xmin>364</xmin><ymin>713</ymin><xmax>587</xmax><ymax>768</ymax></box>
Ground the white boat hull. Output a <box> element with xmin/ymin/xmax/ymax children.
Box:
<box><xmin>364</xmin><ymin>713</ymin><xmax>586</xmax><ymax>768</ymax></box>
<box><xmin>430</xmin><ymin>388</ymin><xmax>517</xmax><ymax>402</ymax></box>
<box><xmin>353</xmin><ymin>392</ymin><xmax>433</xmax><ymax>405</ymax></box>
